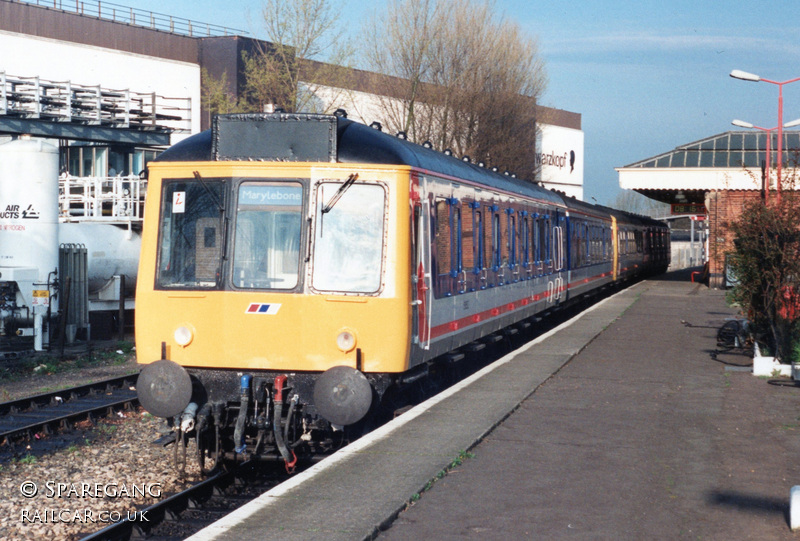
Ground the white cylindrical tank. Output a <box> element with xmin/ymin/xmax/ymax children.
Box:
<box><xmin>59</xmin><ymin>222</ymin><xmax>141</xmax><ymax>294</ymax></box>
<box><xmin>0</xmin><ymin>137</ymin><xmax>60</xmax><ymax>283</ymax></box>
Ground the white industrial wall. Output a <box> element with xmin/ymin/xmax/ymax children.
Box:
<box><xmin>304</xmin><ymin>83</ymin><xmax>387</xmax><ymax>126</ymax></box>
<box><xmin>536</xmin><ymin>124</ymin><xmax>585</xmax><ymax>200</ymax></box>
<box><xmin>0</xmin><ymin>30</ymin><xmax>201</xmax><ymax>141</ymax></box>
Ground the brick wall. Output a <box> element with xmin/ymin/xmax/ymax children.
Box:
<box><xmin>705</xmin><ymin>190</ymin><xmax>762</xmax><ymax>288</ymax></box>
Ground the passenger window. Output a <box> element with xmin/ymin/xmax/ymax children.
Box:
<box><xmin>509</xmin><ymin>213</ymin><xmax>516</xmax><ymax>267</ymax></box>
<box><xmin>435</xmin><ymin>199</ymin><xmax>451</xmax><ymax>291</ymax></box>
<box><xmin>544</xmin><ymin>217</ymin><xmax>551</xmax><ymax>263</ymax></box>
<box><xmin>462</xmin><ymin>201</ymin><xmax>474</xmax><ymax>271</ymax></box>
<box><xmin>474</xmin><ymin>208</ymin><xmax>484</xmax><ymax>272</ymax></box>
<box><xmin>522</xmin><ymin>216</ymin><xmax>529</xmax><ymax>268</ymax></box>
<box><xmin>500</xmin><ymin>209</ymin><xmax>509</xmax><ymax>267</ymax></box>
<box><xmin>452</xmin><ymin>201</ymin><xmax>462</xmax><ymax>276</ymax></box>
<box><xmin>492</xmin><ymin>211</ymin><xmax>501</xmax><ymax>269</ymax></box>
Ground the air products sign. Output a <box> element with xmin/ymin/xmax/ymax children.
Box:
<box><xmin>0</xmin><ymin>203</ymin><xmax>40</xmax><ymax>220</ymax></box>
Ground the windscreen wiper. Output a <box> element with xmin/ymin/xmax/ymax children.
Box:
<box><xmin>193</xmin><ymin>170</ymin><xmax>225</xmax><ymax>213</ymax></box>
<box><xmin>322</xmin><ymin>173</ymin><xmax>358</xmax><ymax>214</ymax></box>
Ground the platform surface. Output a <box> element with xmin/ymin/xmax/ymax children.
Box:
<box><xmin>189</xmin><ymin>271</ymin><xmax>800</xmax><ymax>541</ymax></box>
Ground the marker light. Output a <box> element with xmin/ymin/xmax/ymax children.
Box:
<box><xmin>174</xmin><ymin>326</ymin><xmax>193</xmax><ymax>347</ymax></box>
<box><xmin>336</xmin><ymin>330</ymin><xmax>356</xmax><ymax>352</ymax></box>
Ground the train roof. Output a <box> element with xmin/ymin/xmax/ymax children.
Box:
<box><xmin>560</xmin><ymin>195</ymin><xmax>614</xmax><ymax>221</ymax></box>
<box><xmin>561</xmin><ymin>196</ymin><xmax>666</xmax><ymax>228</ymax></box>
<box><xmin>156</xmin><ymin>113</ymin><xmax>565</xmax><ymax>207</ymax></box>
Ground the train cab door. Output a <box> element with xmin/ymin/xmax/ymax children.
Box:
<box><xmin>547</xmin><ymin>211</ymin><xmax>566</xmax><ymax>306</ymax></box>
<box><xmin>487</xmin><ymin>203</ymin><xmax>502</xmax><ymax>288</ymax></box>
<box><xmin>412</xmin><ymin>176</ymin><xmax>432</xmax><ymax>351</ymax></box>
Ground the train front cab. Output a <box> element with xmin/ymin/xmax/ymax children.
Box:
<box><xmin>135</xmin><ymin>160</ymin><xmax>414</xmax><ymax>432</ymax></box>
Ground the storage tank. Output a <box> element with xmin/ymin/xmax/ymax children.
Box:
<box><xmin>1</xmin><ymin>137</ymin><xmax>145</xmax><ymax>348</ymax></box>
<box><xmin>59</xmin><ymin>222</ymin><xmax>140</xmax><ymax>294</ymax></box>
<box><xmin>0</xmin><ymin>137</ymin><xmax>59</xmax><ymax>349</ymax></box>
<box><xmin>0</xmin><ymin>137</ymin><xmax>60</xmax><ymax>282</ymax></box>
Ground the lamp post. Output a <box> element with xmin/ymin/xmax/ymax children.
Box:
<box><xmin>731</xmin><ymin>118</ymin><xmax>800</xmax><ymax>203</ymax></box>
<box><xmin>730</xmin><ymin>70</ymin><xmax>800</xmax><ymax>202</ymax></box>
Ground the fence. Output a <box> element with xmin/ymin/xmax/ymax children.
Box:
<box><xmin>0</xmin><ymin>71</ymin><xmax>191</xmax><ymax>133</ymax></box>
<box><xmin>59</xmin><ymin>174</ymin><xmax>146</xmax><ymax>224</ymax></box>
<box><xmin>7</xmin><ymin>0</ymin><xmax>246</xmax><ymax>37</ymax></box>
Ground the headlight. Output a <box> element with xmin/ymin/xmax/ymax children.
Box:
<box><xmin>174</xmin><ymin>326</ymin><xmax>193</xmax><ymax>347</ymax></box>
<box><xmin>336</xmin><ymin>330</ymin><xmax>356</xmax><ymax>352</ymax></box>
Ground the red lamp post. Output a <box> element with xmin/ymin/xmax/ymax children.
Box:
<box><xmin>730</xmin><ymin>70</ymin><xmax>800</xmax><ymax>202</ymax></box>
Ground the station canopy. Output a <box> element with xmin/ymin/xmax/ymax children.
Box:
<box><xmin>616</xmin><ymin>130</ymin><xmax>800</xmax><ymax>206</ymax></box>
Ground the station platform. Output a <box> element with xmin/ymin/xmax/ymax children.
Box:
<box><xmin>188</xmin><ymin>270</ymin><xmax>800</xmax><ymax>541</ymax></box>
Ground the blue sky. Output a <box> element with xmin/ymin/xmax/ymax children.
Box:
<box><xmin>127</xmin><ymin>0</ymin><xmax>800</xmax><ymax>205</ymax></box>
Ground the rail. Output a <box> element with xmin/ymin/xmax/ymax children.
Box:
<box><xmin>6</xmin><ymin>0</ymin><xmax>247</xmax><ymax>38</ymax></box>
<box><xmin>77</xmin><ymin>460</ymin><xmax>302</xmax><ymax>540</ymax></box>
<box><xmin>0</xmin><ymin>373</ymin><xmax>139</xmax><ymax>444</ymax></box>
<box><xmin>60</xmin><ymin>174</ymin><xmax>147</xmax><ymax>224</ymax></box>
<box><xmin>0</xmin><ymin>71</ymin><xmax>191</xmax><ymax>133</ymax></box>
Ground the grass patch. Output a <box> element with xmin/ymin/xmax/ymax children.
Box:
<box><xmin>96</xmin><ymin>423</ymin><xmax>118</xmax><ymax>436</ymax></box>
<box><xmin>408</xmin><ymin>450</ymin><xmax>475</xmax><ymax>506</ymax></box>
<box><xmin>17</xmin><ymin>454</ymin><xmax>37</xmax><ymax>465</ymax></box>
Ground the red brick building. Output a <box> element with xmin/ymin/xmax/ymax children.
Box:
<box><xmin>617</xmin><ymin>131</ymin><xmax>800</xmax><ymax>288</ymax></box>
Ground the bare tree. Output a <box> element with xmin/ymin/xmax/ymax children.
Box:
<box><xmin>241</xmin><ymin>0</ymin><xmax>354</xmax><ymax>113</ymax></box>
<box><xmin>362</xmin><ymin>0</ymin><xmax>547</xmax><ymax>177</ymax></box>
<box><xmin>361</xmin><ymin>0</ymin><xmax>441</xmax><ymax>138</ymax></box>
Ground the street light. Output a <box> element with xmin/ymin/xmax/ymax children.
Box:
<box><xmin>730</xmin><ymin>70</ymin><xmax>761</xmax><ymax>82</ymax></box>
<box><xmin>730</xmin><ymin>69</ymin><xmax>800</xmax><ymax>201</ymax></box>
<box><xmin>731</xmin><ymin>117</ymin><xmax>800</xmax><ymax>202</ymax></box>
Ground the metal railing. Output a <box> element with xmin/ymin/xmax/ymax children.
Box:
<box><xmin>8</xmin><ymin>0</ymin><xmax>247</xmax><ymax>37</ymax></box>
<box><xmin>0</xmin><ymin>71</ymin><xmax>191</xmax><ymax>133</ymax></box>
<box><xmin>59</xmin><ymin>174</ymin><xmax>147</xmax><ymax>224</ymax></box>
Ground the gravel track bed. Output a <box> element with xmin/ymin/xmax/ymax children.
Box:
<box><xmin>0</xmin><ymin>348</ymin><xmax>205</xmax><ymax>540</ymax></box>
<box><xmin>0</xmin><ymin>410</ymin><xmax>203</xmax><ymax>540</ymax></box>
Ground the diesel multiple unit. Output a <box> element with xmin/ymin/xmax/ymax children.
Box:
<box><xmin>135</xmin><ymin>113</ymin><xmax>670</xmax><ymax>471</ymax></box>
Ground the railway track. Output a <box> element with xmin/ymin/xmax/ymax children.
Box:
<box><xmin>0</xmin><ymin>373</ymin><xmax>140</xmax><ymax>445</ymax></box>
<box><xmin>79</xmin><ymin>460</ymin><xmax>295</xmax><ymax>541</ymax></box>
